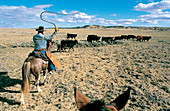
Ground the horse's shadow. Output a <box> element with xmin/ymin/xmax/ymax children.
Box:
<box><xmin>0</xmin><ymin>71</ymin><xmax>21</xmax><ymax>105</ymax></box>
<box><xmin>0</xmin><ymin>97</ymin><xmax>20</xmax><ymax>105</ymax></box>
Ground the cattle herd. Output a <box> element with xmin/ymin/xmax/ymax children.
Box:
<box><xmin>88</xmin><ymin>34</ymin><xmax>152</xmax><ymax>42</ymax></box>
<box><xmin>56</xmin><ymin>33</ymin><xmax>152</xmax><ymax>52</ymax></box>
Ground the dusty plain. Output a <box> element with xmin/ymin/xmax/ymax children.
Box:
<box><xmin>0</xmin><ymin>27</ymin><xmax>169</xmax><ymax>111</ymax></box>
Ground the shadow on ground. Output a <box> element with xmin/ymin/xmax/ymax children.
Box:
<box><xmin>0</xmin><ymin>71</ymin><xmax>21</xmax><ymax>105</ymax></box>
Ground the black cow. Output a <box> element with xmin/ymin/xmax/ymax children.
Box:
<box><xmin>114</xmin><ymin>36</ymin><xmax>123</xmax><ymax>41</ymax></box>
<box><xmin>128</xmin><ymin>35</ymin><xmax>136</xmax><ymax>39</ymax></box>
<box><xmin>87</xmin><ymin>35</ymin><xmax>100</xmax><ymax>42</ymax></box>
<box><xmin>142</xmin><ymin>36</ymin><xmax>152</xmax><ymax>41</ymax></box>
<box><xmin>102</xmin><ymin>37</ymin><xmax>114</xmax><ymax>43</ymax></box>
<box><xmin>121</xmin><ymin>35</ymin><xmax>129</xmax><ymax>40</ymax></box>
<box><xmin>67</xmin><ymin>33</ymin><xmax>77</xmax><ymax>39</ymax></box>
<box><xmin>57</xmin><ymin>40</ymin><xmax>78</xmax><ymax>52</ymax></box>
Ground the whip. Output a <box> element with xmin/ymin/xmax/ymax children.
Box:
<box><xmin>40</xmin><ymin>10</ymin><xmax>83</xmax><ymax>31</ymax></box>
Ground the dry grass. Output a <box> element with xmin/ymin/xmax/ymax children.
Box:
<box><xmin>0</xmin><ymin>28</ymin><xmax>169</xmax><ymax>111</ymax></box>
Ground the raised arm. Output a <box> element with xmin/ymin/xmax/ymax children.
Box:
<box><xmin>44</xmin><ymin>26</ymin><xmax>58</xmax><ymax>40</ymax></box>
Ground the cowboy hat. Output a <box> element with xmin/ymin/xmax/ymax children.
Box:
<box><xmin>36</xmin><ymin>26</ymin><xmax>45</xmax><ymax>31</ymax></box>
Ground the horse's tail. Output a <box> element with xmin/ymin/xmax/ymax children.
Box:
<box><xmin>21</xmin><ymin>62</ymin><xmax>31</xmax><ymax>96</ymax></box>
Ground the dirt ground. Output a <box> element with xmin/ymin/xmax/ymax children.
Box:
<box><xmin>0</xmin><ymin>28</ymin><xmax>169</xmax><ymax>111</ymax></box>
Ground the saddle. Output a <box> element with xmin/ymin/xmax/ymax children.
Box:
<box><xmin>28</xmin><ymin>50</ymin><xmax>48</xmax><ymax>61</ymax></box>
<box><xmin>28</xmin><ymin>50</ymin><xmax>61</xmax><ymax>69</ymax></box>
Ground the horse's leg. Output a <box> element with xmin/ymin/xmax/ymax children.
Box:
<box><xmin>48</xmin><ymin>70</ymin><xmax>53</xmax><ymax>83</ymax></box>
<box><xmin>43</xmin><ymin>70</ymin><xmax>47</xmax><ymax>85</ymax></box>
<box><xmin>20</xmin><ymin>91</ymin><xmax>25</xmax><ymax>105</ymax></box>
<box><xmin>35</xmin><ymin>73</ymin><xmax>42</xmax><ymax>92</ymax></box>
<box><xmin>37</xmin><ymin>74</ymin><xmax>42</xmax><ymax>92</ymax></box>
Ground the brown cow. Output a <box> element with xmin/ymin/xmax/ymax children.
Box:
<box><xmin>137</xmin><ymin>35</ymin><xmax>143</xmax><ymax>41</ymax></box>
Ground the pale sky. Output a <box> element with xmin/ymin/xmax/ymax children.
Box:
<box><xmin>0</xmin><ymin>0</ymin><xmax>170</xmax><ymax>28</ymax></box>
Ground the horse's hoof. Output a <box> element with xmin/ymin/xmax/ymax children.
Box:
<box><xmin>38</xmin><ymin>88</ymin><xmax>42</xmax><ymax>92</ymax></box>
<box><xmin>20</xmin><ymin>103</ymin><xmax>24</xmax><ymax>105</ymax></box>
<box><xmin>35</xmin><ymin>82</ymin><xmax>38</xmax><ymax>86</ymax></box>
<box><xmin>20</xmin><ymin>100</ymin><xmax>25</xmax><ymax>105</ymax></box>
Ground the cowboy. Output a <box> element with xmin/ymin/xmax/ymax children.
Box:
<box><xmin>33</xmin><ymin>26</ymin><xmax>60</xmax><ymax>74</ymax></box>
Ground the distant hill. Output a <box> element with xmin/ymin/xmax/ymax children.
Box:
<box><xmin>60</xmin><ymin>25</ymin><xmax>170</xmax><ymax>31</ymax></box>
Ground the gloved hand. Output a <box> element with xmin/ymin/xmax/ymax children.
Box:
<box><xmin>55</xmin><ymin>26</ymin><xmax>59</xmax><ymax>31</ymax></box>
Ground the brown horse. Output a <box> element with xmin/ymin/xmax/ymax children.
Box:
<box><xmin>74</xmin><ymin>86</ymin><xmax>132</xmax><ymax>111</ymax></box>
<box><xmin>20</xmin><ymin>56</ymin><xmax>48</xmax><ymax>105</ymax></box>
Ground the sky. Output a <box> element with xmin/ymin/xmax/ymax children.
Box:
<box><xmin>0</xmin><ymin>0</ymin><xmax>170</xmax><ymax>28</ymax></box>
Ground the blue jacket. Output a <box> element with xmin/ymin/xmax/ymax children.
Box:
<box><xmin>33</xmin><ymin>31</ymin><xmax>56</xmax><ymax>50</ymax></box>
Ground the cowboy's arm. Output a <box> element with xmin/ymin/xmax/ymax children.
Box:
<box><xmin>44</xmin><ymin>30</ymin><xmax>57</xmax><ymax>40</ymax></box>
<box><xmin>44</xmin><ymin>26</ymin><xmax>58</xmax><ymax>40</ymax></box>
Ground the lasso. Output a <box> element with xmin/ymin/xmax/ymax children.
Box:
<box><xmin>40</xmin><ymin>10</ymin><xmax>82</xmax><ymax>30</ymax></box>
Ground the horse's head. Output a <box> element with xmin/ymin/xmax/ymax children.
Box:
<box><xmin>74</xmin><ymin>86</ymin><xmax>132</xmax><ymax>111</ymax></box>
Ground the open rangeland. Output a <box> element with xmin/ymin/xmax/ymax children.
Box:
<box><xmin>0</xmin><ymin>28</ymin><xmax>169</xmax><ymax>111</ymax></box>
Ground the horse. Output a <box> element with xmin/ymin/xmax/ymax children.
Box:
<box><xmin>20</xmin><ymin>54</ymin><xmax>49</xmax><ymax>105</ymax></box>
<box><xmin>74</xmin><ymin>86</ymin><xmax>132</xmax><ymax>111</ymax></box>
